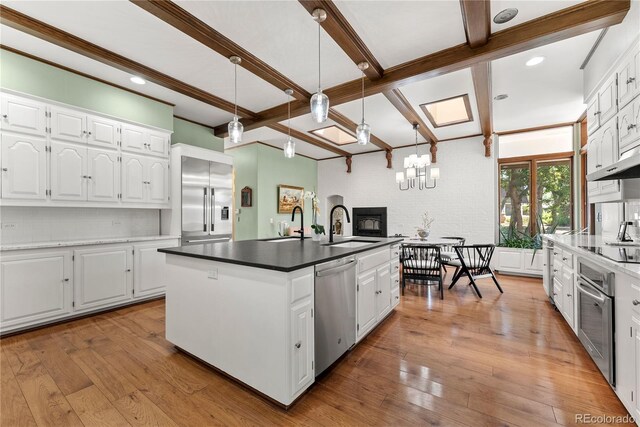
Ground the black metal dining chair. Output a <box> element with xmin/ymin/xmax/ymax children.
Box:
<box><xmin>401</xmin><ymin>245</ymin><xmax>443</xmax><ymax>299</ymax></box>
<box><xmin>440</xmin><ymin>237</ymin><xmax>466</xmax><ymax>277</ymax></box>
<box><xmin>447</xmin><ymin>244</ymin><xmax>502</xmax><ymax>298</ymax></box>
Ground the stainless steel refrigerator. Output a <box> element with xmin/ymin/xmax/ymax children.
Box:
<box><xmin>181</xmin><ymin>156</ymin><xmax>233</xmax><ymax>244</ymax></box>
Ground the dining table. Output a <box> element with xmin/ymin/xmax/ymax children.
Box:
<box><xmin>400</xmin><ymin>237</ymin><xmax>464</xmax><ymax>246</ymax></box>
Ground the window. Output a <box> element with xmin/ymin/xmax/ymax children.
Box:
<box><xmin>498</xmin><ymin>126</ymin><xmax>574</xmax><ymax>241</ymax></box>
<box><xmin>310</xmin><ymin>125</ymin><xmax>356</xmax><ymax>145</ymax></box>
<box><xmin>419</xmin><ymin>94</ymin><xmax>473</xmax><ymax>128</ymax></box>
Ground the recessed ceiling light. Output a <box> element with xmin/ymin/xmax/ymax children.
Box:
<box><xmin>130</xmin><ymin>76</ymin><xmax>146</xmax><ymax>85</ymax></box>
<box><xmin>493</xmin><ymin>8</ymin><xmax>518</xmax><ymax>24</ymax></box>
<box><xmin>494</xmin><ymin>94</ymin><xmax>509</xmax><ymax>101</ymax></box>
<box><xmin>526</xmin><ymin>56</ymin><xmax>545</xmax><ymax>67</ymax></box>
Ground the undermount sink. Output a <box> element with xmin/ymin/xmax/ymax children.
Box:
<box><xmin>264</xmin><ymin>238</ymin><xmax>303</xmax><ymax>243</ymax></box>
<box><xmin>325</xmin><ymin>240</ymin><xmax>379</xmax><ymax>248</ymax></box>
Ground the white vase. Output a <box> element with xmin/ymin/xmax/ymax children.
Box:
<box><xmin>417</xmin><ymin>229</ymin><xmax>430</xmax><ymax>240</ymax></box>
<box><xmin>312</xmin><ymin>233</ymin><xmax>322</xmax><ymax>242</ymax></box>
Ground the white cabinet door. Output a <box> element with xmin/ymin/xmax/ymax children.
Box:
<box><xmin>0</xmin><ymin>251</ymin><xmax>72</xmax><ymax>332</ymax></box>
<box><xmin>50</xmin><ymin>107</ymin><xmax>85</xmax><ymax>144</ymax></box>
<box><xmin>87</xmin><ymin>115</ymin><xmax>119</xmax><ymax>149</ymax></box>
<box><xmin>553</xmin><ymin>278</ymin><xmax>563</xmax><ymax>311</ymax></box>
<box><xmin>87</xmin><ymin>148</ymin><xmax>119</xmax><ymax>202</ymax></box>
<box><xmin>74</xmin><ymin>246</ymin><xmax>132</xmax><ymax>311</ymax></box>
<box><xmin>561</xmin><ymin>269</ymin><xmax>574</xmax><ymax>328</ymax></box>
<box><xmin>599</xmin><ymin>118</ymin><xmax>620</xmax><ymax>196</ymax></box>
<box><xmin>0</xmin><ymin>94</ymin><xmax>47</xmax><ymax>137</ymax></box>
<box><xmin>634</xmin><ymin>316</ymin><xmax>640</xmax><ymax>420</ymax></box>
<box><xmin>599</xmin><ymin>75</ymin><xmax>618</xmax><ymax>125</ymax></box>
<box><xmin>290</xmin><ymin>298</ymin><xmax>314</xmax><ymax>396</ymax></box>
<box><xmin>133</xmin><ymin>241</ymin><xmax>174</xmax><ymax>298</ymax></box>
<box><xmin>618</xmin><ymin>98</ymin><xmax>638</xmax><ymax>152</ymax></box>
<box><xmin>147</xmin><ymin>131</ymin><xmax>169</xmax><ymax>157</ymax></box>
<box><xmin>586</xmin><ymin>96</ymin><xmax>600</xmax><ymax>135</ymax></box>
<box><xmin>618</xmin><ymin>48</ymin><xmax>639</xmax><ymax>108</ymax></box>
<box><xmin>1</xmin><ymin>134</ymin><xmax>47</xmax><ymax>200</ymax></box>
<box><xmin>121</xmin><ymin>154</ymin><xmax>145</xmax><ymax>203</ymax></box>
<box><xmin>147</xmin><ymin>159</ymin><xmax>169</xmax><ymax>204</ymax></box>
<box><xmin>586</xmin><ymin>131</ymin><xmax>601</xmax><ymax>197</ymax></box>
<box><xmin>50</xmin><ymin>141</ymin><xmax>86</xmax><ymax>201</ymax></box>
<box><xmin>376</xmin><ymin>262</ymin><xmax>391</xmax><ymax>319</ymax></box>
<box><xmin>357</xmin><ymin>269</ymin><xmax>377</xmax><ymax>339</ymax></box>
<box><xmin>121</xmin><ymin>123</ymin><xmax>146</xmax><ymax>154</ymax></box>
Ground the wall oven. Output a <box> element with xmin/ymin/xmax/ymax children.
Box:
<box><xmin>576</xmin><ymin>257</ymin><xmax>615</xmax><ymax>386</ymax></box>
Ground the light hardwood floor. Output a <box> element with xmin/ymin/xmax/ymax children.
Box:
<box><xmin>1</xmin><ymin>274</ymin><xmax>632</xmax><ymax>426</ymax></box>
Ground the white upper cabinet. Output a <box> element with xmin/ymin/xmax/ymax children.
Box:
<box><xmin>147</xmin><ymin>159</ymin><xmax>169</xmax><ymax>204</ymax></box>
<box><xmin>50</xmin><ymin>106</ymin><xmax>85</xmax><ymax>144</ymax></box>
<box><xmin>87</xmin><ymin>115</ymin><xmax>119</xmax><ymax>149</ymax></box>
<box><xmin>121</xmin><ymin>123</ymin><xmax>146</xmax><ymax>154</ymax></box>
<box><xmin>587</xmin><ymin>96</ymin><xmax>600</xmax><ymax>135</ymax></box>
<box><xmin>87</xmin><ymin>148</ymin><xmax>119</xmax><ymax>202</ymax></box>
<box><xmin>0</xmin><ymin>94</ymin><xmax>47</xmax><ymax>137</ymax></box>
<box><xmin>50</xmin><ymin>141</ymin><xmax>86</xmax><ymax>201</ymax></box>
<box><xmin>598</xmin><ymin>118</ymin><xmax>620</xmax><ymax>196</ymax></box>
<box><xmin>619</xmin><ymin>97</ymin><xmax>640</xmax><ymax>153</ymax></box>
<box><xmin>599</xmin><ymin>75</ymin><xmax>618</xmax><ymax>126</ymax></box>
<box><xmin>618</xmin><ymin>47</ymin><xmax>639</xmax><ymax>109</ymax></box>
<box><xmin>1</xmin><ymin>134</ymin><xmax>47</xmax><ymax>200</ymax></box>
<box><xmin>147</xmin><ymin>131</ymin><xmax>169</xmax><ymax>157</ymax></box>
<box><xmin>121</xmin><ymin>154</ymin><xmax>146</xmax><ymax>203</ymax></box>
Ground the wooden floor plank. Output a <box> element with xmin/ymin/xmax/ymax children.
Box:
<box><xmin>1</xmin><ymin>274</ymin><xmax>632</xmax><ymax>426</ymax></box>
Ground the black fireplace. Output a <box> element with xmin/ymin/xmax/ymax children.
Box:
<box><xmin>352</xmin><ymin>207</ymin><xmax>387</xmax><ymax>237</ymax></box>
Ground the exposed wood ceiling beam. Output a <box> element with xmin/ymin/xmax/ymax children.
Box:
<box><xmin>459</xmin><ymin>0</ymin><xmax>491</xmax><ymax>48</ymax></box>
<box><xmin>130</xmin><ymin>0</ymin><xmax>311</xmax><ymax>101</ymax></box>
<box><xmin>470</xmin><ymin>62</ymin><xmax>493</xmax><ymax>157</ymax></box>
<box><xmin>0</xmin><ymin>5</ymin><xmax>260</xmax><ymax>120</ymax></box>
<box><xmin>297</xmin><ymin>0</ymin><xmax>383</xmax><ymax>80</ymax></box>
<box><xmin>218</xmin><ymin>0</ymin><xmax>628</xmax><ymax>133</ymax></box>
<box><xmin>383</xmin><ymin>89</ymin><xmax>437</xmax><ymax>143</ymax></box>
<box><xmin>268</xmin><ymin>123</ymin><xmax>350</xmax><ymax>157</ymax></box>
<box><xmin>132</xmin><ymin>0</ymin><xmax>389</xmax><ymax>153</ymax></box>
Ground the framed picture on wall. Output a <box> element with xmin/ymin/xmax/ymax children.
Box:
<box><xmin>241</xmin><ymin>186</ymin><xmax>252</xmax><ymax>207</ymax></box>
<box><xmin>277</xmin><ymin>184</ymin><xmax>304</xmax><ymax>214</ymax></box>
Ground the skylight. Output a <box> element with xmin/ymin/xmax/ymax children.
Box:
<box><xmin>420</xmin><ymin>94</ymin><xmax>473</xmax><ymax>128</ymax></box>
<box><xmin>311</xmin><ymin>125</ymin><xmax>357</xmax><ymax>145</ymax></box>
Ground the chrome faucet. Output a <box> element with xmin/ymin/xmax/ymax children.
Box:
<box><xmin>291</xmin><ymin>206</ymin><xmax>304</xmax><ymax>241</ymax></box>
<box><xmin>329</xmin><ymin>205</ymin><xmax>351</xmax><ymax>243</ymax></box>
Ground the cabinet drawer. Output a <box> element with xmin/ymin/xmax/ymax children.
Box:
<box><xmin>391</xmin><ymin>287</ymin><xmax>400</xmax><ymax>309</ymax></box>
<box><xmin>391</xmin><ymin>273</ymin><xmax>400</xmax><ymax>291</ymax></box>
<box><xmin>553</xmin><ymin>278</ymin><xmax>563</xmax><ymax>309</ymax></box>
<box><xmin>358</xmin><ymin>248</ymin><xmax>390</xmax><ymax>272</ymax></box>
<box><xmin>553</xmin><ymin>248</ymin><xmax>563</xmax><ymax>266</ymax></box>
<box><xmin>390</xmin><ymin>259</ymin><xmax>400</xmax><ymax>276</ymax></box>
<box><xmin>390</xmin><ymin>244</ymin><xmax>400</xmax><ymax>260</ymax></box>
<box><xmin>632</xmin><ymin>283</ymin><xmax>640</xmax><ymax>316</ymax></box>
<box><xmin>561</xmin><ymin>250</ymin><xmax>574</xmax><ymax>270</ymax></box>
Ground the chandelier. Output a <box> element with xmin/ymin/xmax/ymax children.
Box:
<box><xmin>396</xmin><ymin>124</ymin><xmax>440</xmax><ymax>191</ymax></box>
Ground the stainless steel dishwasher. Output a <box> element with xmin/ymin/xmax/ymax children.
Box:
<box><xmin>314</xmin><ymin>256</ymin><xmax>357</xmax><ymax>376</ymax></box>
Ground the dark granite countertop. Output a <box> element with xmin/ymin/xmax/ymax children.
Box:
<box><xmin>159</xmin><ymin>236</ymin><xmax>403</xmax><ymax>272</ymax></box>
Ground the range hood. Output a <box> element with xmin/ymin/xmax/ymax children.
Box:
<box><xmin>587</xmin><ymin>145</ymin><xmax>640</xmax><ymax>182</ymax></box>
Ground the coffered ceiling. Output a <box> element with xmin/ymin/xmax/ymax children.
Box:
<box><xmin>0</xmin><ymin>0</ymin><xmax>630</xmax><ymax>162</ymax></box>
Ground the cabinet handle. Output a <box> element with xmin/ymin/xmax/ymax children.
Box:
<box><xmin>633</xmin><ymin>300</ymin><xmax>639</xmax><ymax>306</ymax></box>
<box><xmin>88</xmin><ymin>131</ymin><xmax>92</xmax><ymax>136</ymax></box>
<box><xmin>553</xmin><ymin>269</ymin><xmax>558</xmax><ymax>273</ymax></box>
<box><xmin>395</xmin><ymin>296</ymin><xmax>399</xmax><ymax>300</ymax></box>
<box><xmin>562</xmin><ymin>257</ymin><xmax>567</xmax><ymax>261</ymax></box>
<box><xmin>294</xmin><ymin>342</ymin><xmax>301</xmax><ymax>349</ymax></box>
<box><xmin>627</xmin><ymin>77</ymin><xmax>636</xmax><ymax>84</ymax></box>
<box><xmin>394</xmin><ymin>265</ymin><xmax>399</xmax><ymax>270</ymax></box>
<box><xmin>86</xmin><ymin>175</ymin><xmax>92</xmax><ymax>179</ymax></box>
<box><xmin>63</xmin><ymin>278</ymin><xmax>69</xmax><ymax>282</ymax></box>
<box><xmin>567</xmin><ymin>293</ymin><xmax>572</xmax><ymax>297</ymax></box>
<box><xmin>553</xmin><ymin>292</ymin><xmax>558</xmax><ymax>296</ymax></box>
<box><xmin>126</xmin><ymin>268</ymin><xmax>131</xmax><ymax>272</ymax></box>
<box><xmin>2</xmin><ymin>114</ymin><xmax>6</xmax><ymax>118</ymax></box>
<box><xmin>606</xmin><ymin>167</ymin><xmax>618</xmax><ymax>172</ymax></box>
<box><xmin>1</xmin><ymin>168</ymin><xmax>7</xmax><ymax>172</ymax></box>
<box><xmin>628</xmin><ymin>124</ymin><xmax>637</xmax><ymax>131</ymax></box>
<box><xmin>594</xmin><ymin>111</ymin><xmax>601</xmax><ymax>116</ymax></box>
<box><xmin>553</xmin><ymin>252</ymin><xmax>558</xmax><ymax>255</ymax></box>
<box><xmin>595</xmin><ymin>164</ymin><xmax>602</xmax><ymax>168</ymax></box>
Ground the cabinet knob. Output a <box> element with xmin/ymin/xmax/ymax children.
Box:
<box><xmin>567</xmin><ymin>293</ymin><xmax>572</xmax><ymax>297</ymax></box>
<box><xmin>627</xmin><ymin>77</ymin><xmax>636</xmax><ymax>84</ymax></box>
<box><xmin>1</xmin><ymin>168</ymin><xmax>7</xmax><ymax>172</ymax></box>
<box><xmin>594</xmin><ymin>111</ymin><xmax>601</xmax><ymax>115</ymax></box>
<box><xmin>88</xmin><ymin>131</ymin><xmax>92</xmax><ymax>136</ymax></box>
<box><xmin>2</xmin><ymin>114</ymin><xmax>7</xmax><ymax>118</ymax></box>
<box><xmin>553</xmin><ymin>252</ymin><xmax>558</xmax><ymax>255</ymax></box>
<box><xmin>63</xmin><ymin>278</ymin><xmax>69</xmax><ymax>282</ymax></box>
<box><xmin>562</xmin><ymin>257</ymin><xmax>567</xmax><ymax>261</ymax></box>
<box><xmin>633</xmin><ymin>300</ymin><xmax>639</xmax><ymax>306</ymax></box>
<box><xmin>87</xmin><ymin>176</ymin><xmax>92</xmax><ymax>179</ymax></box>
<box><xmin>628</xmin><ymin>124</ymin><xmax>637</xmax><ymax>131</ymax></box>
<box><xmin>553</xmin><ymin>292</ymin><xmax>558</xmax><ymax>296</ymax></box>
<box><xmin>553</xmin><ymin>269</ymin><xmax>558</xmax><ymax>273</ymax></box>
<box><xmin>395</xmin><ymin>296</ymin><xmax>399</xmax><ymax>300</ymax></box>
<box><xmin>294</xmin><ymin>342</ymin><xmax>301</xmax><ymax>349</ymax></box>
<box><xmin>126</xmin><ymin>268</ymin><xmax>131</xmax><ymax>272</ymax></box>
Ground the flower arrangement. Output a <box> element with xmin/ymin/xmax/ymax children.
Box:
<box><xmin>416</xmin><ymin>211</ymin><xmax>434</xmax><ymax>239</ymax></box>
<box><xmin>304</xmin><ymin>191</ymin><xmax>323</xmax><ymax>237</ymax></box>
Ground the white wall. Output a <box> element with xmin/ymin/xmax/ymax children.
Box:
<box><xmin>317</xmin><ymin>136</ymin><xmax>496</xmax><ymax>244</ymax></box>
<box><xmin>584</xmin><ymin>0</ymin><xmax>640</xmax><ymax>99</ymax></box>
<box><xmin>0</xmin><ymin>207</ymin><xmax>159</xmax><ymax>245</ymax></box>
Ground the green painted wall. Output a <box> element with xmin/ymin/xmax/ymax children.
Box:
<box><xmin>226</xmin><ymin>144</ymin><xmax>318</xmax><ymax>240</ymax></box>
<box><xmin>172</xmin><ymin>117</ymin><xmax>224</xmax><ymax>152</ymax></box>
<box><xmin>227</xmin><ymin>145</ymin><xmax>259</xmax><ymax>241</ymax></box>
<box><xmin>0</xmin><ymin>49</ymin><xmax>173</xmax><ymax>130</ymax></box>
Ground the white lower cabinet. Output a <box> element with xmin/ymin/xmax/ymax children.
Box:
<box><xmin>376</xmin><ymin>262</ymin><xmax>391</xmax><ymax>319</ymax></box>
<box><xmin>0</xmin><ymin>250</ymin><xmax>72</xmax><ymax>331</ymax></box>
<box><xmin>290</xmin><ymin>298</ymin><xmax>314</xmax><ymax>396</ymax></box>
<box><xmin>561</xmin><ymin>268</ymin><xmax>575</xmax><ymax>328</ymax></box>
<box><xmin>635</xmin><ymin>316</ymin><xmax>640</xmax><ymax>420</ymax></box>
<box><xmin>357</xmin><ymin>269</ymin><xmax>377</xmax><ymax>339</ymax></box>
<box><xmin>133</xmin><ymin>241</ymin><xmax>174</xmax><ymax>298</ymax></box>
<box><xmin>73</xmin><ymin>245</ymin><xmax>133</xmax><ymax>312</ymax></box>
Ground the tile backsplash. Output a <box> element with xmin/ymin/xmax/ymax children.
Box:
<box><xmin>626</xmin><ymin>201</ymin><xmax>640</xmax><ymax>240</ymax></box>
<box><xmin>0</xmin><ymin>207</ymin><xmax>160</xmax><ymax>244</ymax></box>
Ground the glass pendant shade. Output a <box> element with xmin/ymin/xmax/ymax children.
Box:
<box><xmin>228</xmin><ymin>116</ymin><xmax>243</xmax><ymax>144</ymax></box>
<box><xmin>310</xmin><ymin>91</ymin><xmax>329</xmax><ymax>123</ymax></box>
<box><xmin>395</xmin><ymin>172</ymin><xmax>405</xmax><ymax>183</ymax></box>
<box><xmin>284</xmin><ymin>137</ymin><xmax>295</xmax><ymax>158</ymax></box>
<box><xmin>406</xmin><ymin>167</ymin><xmax>416</xmax><ymax>179</ymax></box>
<box><xmin>356</xmin><ymin>121</ymin><xmax>370</xmax><ymax>145</ymax></box>
<box><xmin>430</xmin><ymin>167</ymin><xmax>440</xmax><ymax>180</ymax></box>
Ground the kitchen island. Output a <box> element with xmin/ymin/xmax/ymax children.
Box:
<box><xmin>159</xmin><ymin>236</ymin><xmax>402</xmax><ymax>407</ymax></box>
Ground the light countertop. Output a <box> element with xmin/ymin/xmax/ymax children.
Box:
<box><xmin>543</xmin><ymin>234</ymin><xmax>640</xmax><ymax>280</ymax></box>
<box><xmin>1</xmin><ymin>235</ymin><xmax>180</xmax><ymax>251</ymax></box>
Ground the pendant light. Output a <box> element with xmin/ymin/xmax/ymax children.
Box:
<box><xmin>310</xmin><ymin>8</ymin><xmax>329</xmax><ymax>123</ymax></box>
<box><xmin>397</xmin><ymin>123</ymin><xmax>439</xmax><ymax>191</ymax></box>
<box><xmin>284</xmin><ymin>89</ymin><xmax>295</xmax><ymax>158</ymax></box>
<box><xmin>228</xmin><ymin>55</ymin><xmax>243</xmax><ymax>144</ymax></box>
<box><xmin>356</xmin><ymin>62</ymin><xmax>371</xmax><ymax>145</ymax></box>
